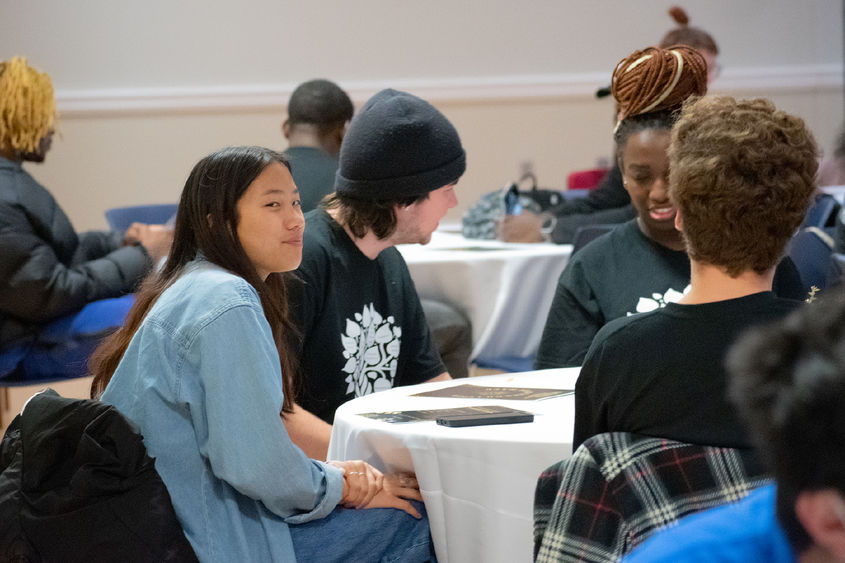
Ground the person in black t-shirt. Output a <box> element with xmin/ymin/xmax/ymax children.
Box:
<box><xmin>536</xmin><ymin>46</ymin><xmax>710</xmax><ymax>368</ymax></box>
<box><xmin>625</xmin><ymin>295</ymin><xmax>845</xmax><ymax>562</ymax></box>
<box><xmin>285</xmin><ymin>89</ymin><xmax>466</xmax><ymax>460</ymax></box>
<box><xmin>282</xmin><ymin>80</ymin><xmax>472</xmax><ymax>381</ymax></box>
<box><xmin>573</xmin><ymin>94</ymin><xmax>820</xmax><ymax>451</ymax></box>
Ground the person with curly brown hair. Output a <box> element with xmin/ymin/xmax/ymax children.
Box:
<box><xmin>573</xmin><ymin>95</ymin><xmax>818</xmax><ymax>452</ymax></box>
<box><xmin>536</xmin><ymin>47</ymin><xmax>805</xmax><ymax>370</ymax></box>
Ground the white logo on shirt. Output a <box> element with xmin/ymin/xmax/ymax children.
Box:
<box><xmin>628</xmin><ymin>284</ymin><xmax>691</xmax><ymax>315</ymax></box>
<box><xmin>340</xmin><ymin>303</ymin><xmax>402</xmax><ymax>397</ymax></box>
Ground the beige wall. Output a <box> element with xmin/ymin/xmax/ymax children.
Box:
<box><xmin>28</xmin><ymin>84</ymin><xmax>844</xmax><ymax>231</ymax></box>
<box><xmin>6</xmin><ymin>1</ymin><xmax>840</xmax><ymax>87</ymax></box>
<box><xmin>3</xmin><ymin>0</ymin><xmax>843</xmax><ymax>230</ymax></box>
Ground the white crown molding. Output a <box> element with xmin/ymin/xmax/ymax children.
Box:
<box><xmin>55</xmin><ymin>64</ymin><xmax>843</xmax><ymax>116</ymax></box>
<box><xmin>714</xmin><ymin>64</ymin><xmax>844</xmax><ymax>92</ymax></box>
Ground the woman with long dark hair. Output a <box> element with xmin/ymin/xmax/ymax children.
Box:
<box><xmin>90</xmin><ymin>146</ymin><xmax>434</xmax><ymax>562</ymax></box>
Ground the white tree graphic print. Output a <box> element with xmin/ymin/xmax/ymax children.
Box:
<box><xmin>628</xmin><ymin>285</ymin><xmax>691</xmax><ymax>315</ymax></box>
<box><xmin>341</xmin><ymin>303</ymin><xmax>402</xmax><ymax>397</ymax></box>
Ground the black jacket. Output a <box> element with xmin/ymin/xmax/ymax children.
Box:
<box><xmin>0</xmin><ymin>157</ymin><xmax>151</xmax><ymax>347</ymax></box>
<box><xmin>0</xmin><ymin>389</ymin><xmax>198</xmax><ymax>562</ymax></box>
<box><xmin>550</xmin><ymin>164</ymin><xmax>637</xmax><ymax>244</ymax></box>
<box><xmin>552</xmin><ymin>163</ymin><xmax>630</xmax><ymax>217</ymax></box>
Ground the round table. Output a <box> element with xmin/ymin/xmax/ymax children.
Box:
<box><xmin>327</xmin><ymin>368</ymin><xmax>580</xmax><ymax>563</ymax></box>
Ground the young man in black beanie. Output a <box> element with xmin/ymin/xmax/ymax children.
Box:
<box><xmin>285</xmin><ymin>89</ymin><xmax>466</xmax><ymax>459</ymax></box>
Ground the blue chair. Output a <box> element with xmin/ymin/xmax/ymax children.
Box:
<box><xmin>560</xmin><ymin>189</ymin><xmax>591</xmax><ymax>200</ymax></box>
<box><xmin>105</xmin><ymin>204</ymin><xmax>178</xmax><ymax>232</ymax></box>
<box><xmin>802</xmin><ymin>193</ymin><xmax>839</xmax><ymax>229</ymax></box>
<box><xmin>0</xmin><ymin>294</ymin><xmax>134</xmax><ymax>386</ymax></box>
<box><xmin>787</xmin><ymin>227</ymin><xmax>836</xmax><ymax>296</ymax></box>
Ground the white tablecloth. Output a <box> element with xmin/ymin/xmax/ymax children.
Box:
<box><xmin>327</xmin><ymin>368</ymin><xmax>580</xmax><ymax>563</ymax></box>
<box><xmin>397</xmin><ymin>232</ymin><xmax>572</xmax><ymax>361</ymax></box>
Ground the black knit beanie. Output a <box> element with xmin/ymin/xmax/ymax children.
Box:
<box><xmin>335</xmin><ymin>89</ymin><xmax>466</xmax><ymax>200</ymax></box>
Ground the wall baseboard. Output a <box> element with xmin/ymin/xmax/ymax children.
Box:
<box><xmin>56</xmin><ymin>64</ymin><xmax>843</xmax><ymax>116</ymax></box>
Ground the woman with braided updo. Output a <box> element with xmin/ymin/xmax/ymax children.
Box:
<box><xmin>535</xmin><ymin>46</ymin><xmax>804</xmax><ymax>369</ymax></box>
<box><xmin>0</xmin><ymin>57</ymin><xmax>171</xmax><ymax>376</ymax></box>
<box><xmin>498</xmin><ymin>7</ymin><xmax>721</xmax><ymax>246</ymax></box>
<box><xmin>611</xmin><ymin>45</ymin><xmax>707</xmax><ymax>124</ymax></box>
<box><xmin>496</xmin><ymin>6</ymin><xmax>719</xmax><ymax>244</ymax></box>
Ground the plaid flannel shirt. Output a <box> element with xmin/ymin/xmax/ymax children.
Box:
<box><xmin>534</xmin><ymin>432</ymin><xmax>771</xmax><ymax>562</ymax></box>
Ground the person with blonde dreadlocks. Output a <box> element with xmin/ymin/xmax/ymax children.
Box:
<box><xmin>0</xmin><ymin>57</ymin><xmax>171</xmax><ymax>377</ymax></box>
<box><xmin>535</xmin><ymin>46</ymin><xmax>803</xmax><ymax>369</ymax></box>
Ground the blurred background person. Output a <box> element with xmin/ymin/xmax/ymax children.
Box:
<box><xmin>818</xmin><ymin>124</ymin><xmax>845</xmax><ymax>188</ymax></box>
<box><xmin>658</xmin><ymin>6</ymin><xmax>720</xmax><ymax>83</ymax></box>
<box><xmin>0</xmin><ymin>56</ymin><xmax>171</xmax><ymax>379</ymax></box>
<box><xmin>282</xmin><ymin>79</ymin><xmax>354</xmax><ymax>213</ymax></box>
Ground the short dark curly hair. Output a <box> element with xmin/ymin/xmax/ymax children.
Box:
<box><xmin>287</xmin><ymin>79</ymin><xmax>353</xmax><ymax>135</ymax></box>
<box><xmin>668</xmin><ymin>96</ymin><xmax>818</xmax><ymax>276</ymax></box>
<box><xmin>727</xmin><ymin>293</ymin><xmax>845</xmax><ymax>551</ymax></box>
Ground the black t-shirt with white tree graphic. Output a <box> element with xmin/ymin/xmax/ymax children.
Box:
<box><xmin>290</xmin><ymin>210</ymin><xmax>444</xmax><ymax>423</ymax></box>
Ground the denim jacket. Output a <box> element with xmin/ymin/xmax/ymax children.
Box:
<box><xmin>102</xmin><ymin>260</ymin><xmax>343</xmax><ymax>562</ymax></box>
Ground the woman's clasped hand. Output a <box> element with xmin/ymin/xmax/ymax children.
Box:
<box><xmin>330</xmin><ymin>460</ymin><xmax>423</xmax><ymax>518</ymax></box>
